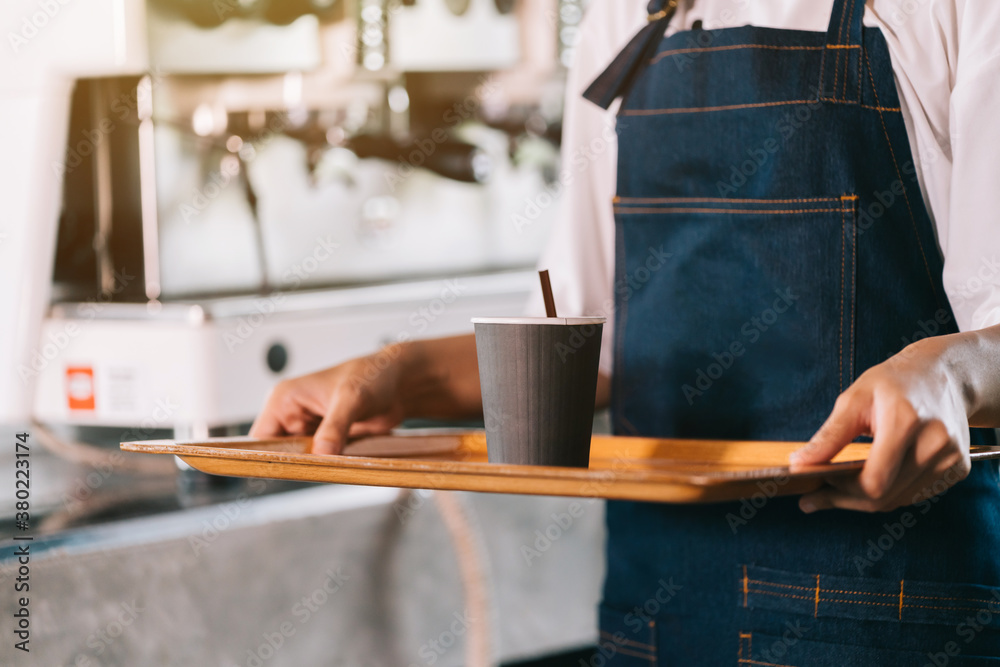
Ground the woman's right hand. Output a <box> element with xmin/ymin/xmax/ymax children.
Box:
<box><xmin>249</xmin><ymin>344</ymin><xmax>410</xmax><ymax>455</ymax></box>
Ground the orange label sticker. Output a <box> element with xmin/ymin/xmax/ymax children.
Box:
<box><xmin>66</xmin><ymin>366</ymin><xmax>96</xmax><ymax>411</ymax></box>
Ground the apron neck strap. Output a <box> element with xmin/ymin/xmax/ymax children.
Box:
<box><xmin>817</xmin><ymin>0</ymin><xmax>866</xmax><ymax>104</ymax></box>
<box><xmin>582</xmin><ymin>0</ymin><xmax>679</xmax><ymax>110</ymax></box>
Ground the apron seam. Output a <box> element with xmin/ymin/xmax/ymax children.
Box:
<box><xmin>599</xmin><ymin>630</ymin><xmax>656</xmax><ymax>651</ymax></box>
<box><xmin>612</xmin><ymin>213</ymin><xmax>639</xmax><ymax>437</ymax></box>
<box><xmin>650</xmin><ymin>43</ymin><xmax>824</xmax><ymax>64</ymax></box>
<box><xmin>849</xmin><ymin>196</ymin><xmax>857</xmax><ymax>381</ymax></box>
<box><xmin>842</xmin><ymin>0</ymin><xmax>857</xmax><ymax>102</ymax></box>
<box><xmin>862</xmin><ymin>48</ymin><xmax>943</xmax><ymax>308</ymax></box>
<box><xmin>819</xmin><ymin>37</ymin><xmax>829</xmax><ymax>98</ymax></box>
<box><xmin>614</xmin><ymin>207</ymin><xmax>847</xmax><ymax>215</ymax></box>
<box><xmin>833</xmin><ymin>0</ymin><xmax>856</xmax><ymax>101</ymax></box>
<box><xmin>840</xmin><ymin>205</ymin><xmax>846</xmax><ymax>394</ymax></box>
<box><xmin>857</xmin><ymin>26</ymin><xmax>863</xmax><ymax>103</ymax></box>
<box><xmin>622</xmin><ymin>99</ymin><xmax>820</xmax><ymax>115</ymax></box>
<box><xmin>615</xmin><ymin>197</ymin><xmax>841</xmax><ymax>204</ymax></box>
<box><xmin>748</xmin><ymin>574</ymin><xmax>1000</xmax><ymax>604</ymax></box>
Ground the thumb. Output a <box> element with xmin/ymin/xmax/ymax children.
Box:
<box><xmin>312</xmin><ymin>385</ymin><xmax>365</xmax><ymax>455</ymax></box>
<box><xmin>791</xmin><ymin>392</ymin><xmax>869</xmax><ymax>469</ymax></box>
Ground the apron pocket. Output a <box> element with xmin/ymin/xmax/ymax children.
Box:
<box><xmin>612</xmin><ymin>195</ymin><xmax>859</xmax><ymax>440</ymax></box>
<box><xmin>738</xmin><ymin>631</ymin><xmax>1000</xmax><ymax>667</ymax></box>
<box><xmin>598</xmin><ymin>603</ymin><xmax>658</xmax><ymax>665</ymax></box>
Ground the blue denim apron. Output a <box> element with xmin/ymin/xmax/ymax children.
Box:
<box><xmin>584</xmin><ymin>1</ymin><xmax>1000</xmax><ymax>664</ymax></box>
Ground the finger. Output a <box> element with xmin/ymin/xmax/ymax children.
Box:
<box><xmin>249</xmin><ymin>413</ymin><xmax>286</xmax><ymax>439</ymax></box>
<box><xmin>814</xmin><ymin>454</ymin><xmax>924</xmax><ymax>514</ymax></box>
<box><xmin>249</xmin><ymin>390</ymin><xmax>290</xmax><ymax>438</ymax></box>
<box><xmin>888</xmin><ymin>443</ymin><xmax>969</xmax><ymax>510</ymax></box>
<box><xmin>791</xmin><ymin>390</ymin><xmax>870</xmax><ymax>469</ymax></box>
<box><xmin>801</xmin><ymin>424</ymin><xmax>960</xmax><ymax>514</ymax></box>
<box><xmin>348</xmin><ymin>415</ymin><xmax>398</xmax><ymax>438</ymax></box>
<box><xmin>799</xmin><ymin>486</ymin><xmax>880</xmax><ymax>513</ymax></box>
<box><xmin>820</xmin><ymin>470</ymin><xmax>862</xmax><ymax>495</ymax></box>
<box><xmin>856</xmin><ymin>393</ymin><xmax>922</xmax><ymax>500</ymax></box>
<box><xmin>872</xmin><ymin>420</ymin><xmax>950</xmax><ymax>507</ymax></box>
<box><xmin>879</xmin><ymin>463</ymin><xmax>947</xmax><ymax>512</ymax></box>
<box><xmin>313</xmin><ymin>383</ymin><xmax>368</xmax><ymax>455</ymax></box>
<box><xmin>280</xmin><ymin>413</ymin><xmax>322</xmax><ymax>437</ymax></box>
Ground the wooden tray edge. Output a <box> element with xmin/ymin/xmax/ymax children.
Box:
<box><xmin>121</xmin><ymin>434</ymin><xmax>1000</xmax><ymax>495</ymax></box>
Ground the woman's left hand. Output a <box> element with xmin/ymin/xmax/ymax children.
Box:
<box><xmin>789</xmin><ymin>336</ymin><xmax>972</xmax><ymax>513</ymax></box>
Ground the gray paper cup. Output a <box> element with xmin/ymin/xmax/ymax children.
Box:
<box><xmin>472</xmin><ymin>316</ymin><xmax>605</xmax><ymax>468</ymax></box>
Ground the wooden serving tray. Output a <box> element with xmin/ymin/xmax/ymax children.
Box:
<box><xmin>120</xmin><ymin>432</ymin><xmax>1000</xmax><ymax>504</ymax></box>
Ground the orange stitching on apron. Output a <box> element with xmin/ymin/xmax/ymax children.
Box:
<box><xmin>841</xmin><ymin>194</ymin><xmax>856</xmax><ymax>381</ymax></box>
<box><xmin>835</xmin><ymin>0</ymin><xmax>849</xmax><ymax>97</ymax></box>
<box><xmin>612</xmin><ymin>218</ymin><xmax>638</xmax><ymax>438</ymax></box>
<box><xmin>814</xmin><ymin>575</ymin><xmax>821</xmax><ymax>617</ymax></box>
<box><xmin>833</xmin><ymin>47</ymin><xmax>841</xmax><ymax>99</ymax></box>
<box><xmin>748</xmin><ymin>581</ymin><xmax>913</xmax><ymax>597</ymax></box>
<box><xmin>621</xmin><ymin>99</ymin><xmax>818</xmax><ymax>116</ymax></box>
<box><xmin>843</xmin><ymin>0</ymin><xmax>858</xmax><ymax>47</ymax></box>
<box><xmin>650</xmin><ymin>43</ymin><xmax>824</xmax><ymax>64</ymax></box>
<box><xmin>857</xmin><ymin>26</ymin><xmax>863</xmax><ymax>103</ymax></box>
<box><xmin>824</xmin><ymin>598</ymin><xmax>897</xmax><ymax>607</ymax></box>
<box><xmin>833</xmin><ymin>49</ymin><xmax>843</xmax><ymax>102</ymax></box>
<box><xmin>837</xmin><ymin>0</ymin><xmax>851</xmax><ymax>44</ymax></box>
<box><xmin>819</xmin><ymin>588</ymin><xmax>895</xmax><ymax>597</ymax></box>
<box><xmin>826</xmin><ymin>44</ymin><xmax>860</xmax><ymax>49</ymax></box>
<box><xmin>615</xmin><ymin>197</ymin><xmax>842</xmax><ymax>204</ymax></box>
<box><xmin>612</xmin><ymin>645</ymin><xmax>657</xmax><ymax>661</ymax></box>
<box><xmin>743</xmin><ymin>565</ymin><xmax>749</xmax><ymax>607</ymax></box>
<box><xmin>839</xmin><ymin>205</ymin><xmax>845</xmax><ymax>392</ymax></box>
<box><xmin>863</xmin><ymin>49</ymin><xmax>941</xmax><ymax>305</ymax></box>
<box><xmin>819</xmin><ymin>3</ymin><xmax>847</xmax><ymax>100</ymax></box>
<box><xmin>748</xmin><ymin>587</ymin><xmax>991</xmax><ymax>611</ymax></box>
<box><xmin>738</xmin><ymin>632</ymin><xmax>754</xmax><ymax>663</ymax></box>
<box><xmin>748</xmin><ymin>588</ymin><xmax>815</xmax><ymax>602</ymax></box>
<box><xmin>841</xmin><ymin>47</ymin><xmax>849</xmax><ymax>100</ymax></box>
<box><xmin>906</xmin><ymin>593</ymin><xmax>1000</xmax><ymax>603</ymax></box>
<box><xmin>747</xmin><ymin>579</ymin><xmax>813</xmax><ymax>591</ymax></box>
<box><xmin>825</xmin><ymin>101</ymin><xmax>901</xmax><ymax>111</ymax></box>
<box><xmin>904</xmin><ymin>602</ymin><xmax>1000</xmax><ymax>613</ymax></box>
<box><xmin>599</xmin><ymin>631</ymin><xmax>655</xmax><ymax>651</ymax></box>
<box><xmin>613</xmin><ymin>207</ymin><xmax>846</xmax><ymax>215</ymax></box>
<box><xmin>750</xmin><ymin>573</ymin><xmax>1000</xmax><ymax>615</ymax></box>
<box><xmin>819</xmin><ymin>42</ymin><xmax>829</xmax><ymax>97</ymax></box>
<box><xmin>833</xmin><ymin>0</ymin><xmax>854</xmax><ymax>102</ymax></box>
<box><xmin>840</xmin><ymin>48</ymin><xmax>847</xmax><ymax>100</ymax></box>
<box><xmin>748</xmin><ymin>580</ymin><xmax>908</xmax><ymax>597</ymax></box>
<box><xmin>843</xmin><ymin>0</ymin><xmax>859</xmax><ymax>101</ymax></box>
<box><xmin>899</xmin><ymin>580</ymin><xmax>904</xmax><ymax>621</ymax></box>
<box><xmin>849</xmin><ymin>196</ymin><xmax>856</xmax><ymax>380</ymax></box>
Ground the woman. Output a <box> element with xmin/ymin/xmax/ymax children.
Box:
<box><xmin>252</xmin><ymin>0</ymin><xmax>1000</xmax><ymax>662</ymax></box>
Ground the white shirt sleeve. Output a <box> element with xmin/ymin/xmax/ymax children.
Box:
<box><xmin>941</xmin><ymin>0</ymin><xmax>1000</xmax><ymax>331</ymax></box>
<box><xmin>525</xmin><ymin>0</ymin><xmax>646</xmax><ymax>376</ymax></box>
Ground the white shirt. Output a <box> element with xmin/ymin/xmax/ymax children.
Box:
<box><xmin>529</xmin><ymin>0</ymin><xmax>1000</xmax><ymax>376</ymax></box>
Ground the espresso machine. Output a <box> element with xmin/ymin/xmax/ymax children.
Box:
<box><xmin>0</xmin><ymin>6</ymin><xmax>614</xmax><ymax>666</ymax></box>
<box><xmin>3</xmin><ymin>0</ymin><xmax>578</xmax><ymax>438</ymax></box>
